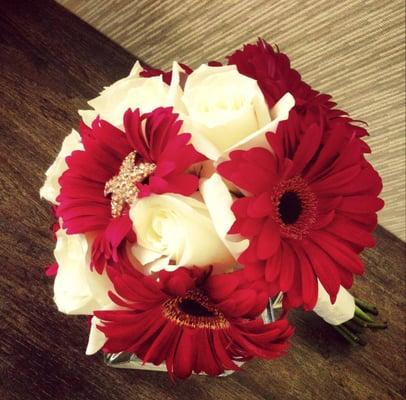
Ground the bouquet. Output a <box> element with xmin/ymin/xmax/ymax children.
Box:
<box><xmin>40</xmin><ymin>39</ymin><xmax>385</xmax><ymax>380</ymax></box>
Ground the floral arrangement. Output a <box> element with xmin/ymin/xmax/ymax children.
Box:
<box><xmin>40</xmin><ymin>39</ymin><xmax>385</xmax><ymax>380</ymax></box>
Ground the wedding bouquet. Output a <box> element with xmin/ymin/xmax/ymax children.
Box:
<box><xmin>40</xmin><ymin>39</ymin><xmax>384</xmax><ymax>380</ymax></box>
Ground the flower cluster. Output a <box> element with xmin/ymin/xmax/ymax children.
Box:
<box><xmin>40</xmin><ymin>39</ymin><xmax>383</xmax><ymax>380</ymax></box>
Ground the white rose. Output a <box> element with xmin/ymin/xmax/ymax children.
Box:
<box><xmin>200</xmin><ymin>173</ymin><xmax>249</xmax><ymax>259</ymax></box>
<box><xmin>39</xmin><ymin>129</ymin><xmax>83</xmax><ymax>204</ymax></box>
<box><xmin>181</xmin><ymin>64</ymin><xmax>272</xmax><ymax>156</ymax></box>
<box><xmin>79</xmin><ymin>61</ymin><xmax>183</xmax><ymax>128</ymax></box>
<box><xmin>313</xmin><ymin>281</ymin><xmax>355</xmax><ymax>325</ymax></box>
<box><xmin>129</xmin><ymin>194</ymin><xmax>235</xmax><ymax>273</ymax></box>
<box><xmin>53</xmin><ymin>229</ymin><xmax>113</xmax><ymax>315</ymax></box>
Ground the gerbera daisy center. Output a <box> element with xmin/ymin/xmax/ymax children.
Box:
<box><xmin>278</xmin><ymin>191</ymin><xmax>303</xmax><ymax>224</ymax></box>
<box><xmin>178</xmin><ymin>298</ymin><xmax>216</xmax><ymax>317</ymax></box>
<box><xmin>162</xmin><ymin>289</ymin><xmax>230</xmax><ymax>329</ymax></box>
<box><xmin>272</xmin><ymin>176</ymin><xmax>317</xmax><ymax>240</ymax></box>
<box><xmin>104</xmin><ymin>151</ymin><xmax>156</xmax><ymax>218</ymax></box>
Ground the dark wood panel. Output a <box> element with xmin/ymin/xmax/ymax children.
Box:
<box><xmin>0</xmin><ymin>1</ymin><xmax>405</xmax><ymax>399</ymax></box>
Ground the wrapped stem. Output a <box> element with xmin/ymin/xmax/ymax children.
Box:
<box><xmin>334</xmin><ymin>296</ymin><xmax>387</xmax><ymax>345</ymax></box>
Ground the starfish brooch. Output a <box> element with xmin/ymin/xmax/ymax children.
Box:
<box><xmin>104</xmin><ymin>151</ymin><xmax>156</xmax><ymax>218</ymax></box>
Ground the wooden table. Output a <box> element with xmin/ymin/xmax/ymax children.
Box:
<box><xmin>0</xmin><ymin>0</ymin><xmax>405</xmax><ymax>399</ymax></box>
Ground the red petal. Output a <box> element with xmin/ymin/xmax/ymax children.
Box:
<box><xmin>173</xmin><ymin>329</ymin><xmax>195</xmax><ymax>379</ymax></box>
<box><xmin>265</xmin><ymin>248</ymin><xmax>283</xmax><ymax>282</ymax></box>
<box><xmin>257</xmin><ymin>218</ymin><xmax>280</xmax><ymax>259</ymax></box>
<box><xmin>338</xmin><ymin>196</ymin><xmax>384</xmax><ymax>213</ymax></box>
<box><xmin>290</xmin><ymin>123</ymin><xmax>322</xmax><ymax>176</ymax></box>
<box><xmin>311</xmin><ymin>230</ymin><xmax>364</xmax><ymax>274</ymax></box>
<box><xmin>326</xmin><ymin>215</ymin><xmax>376</xmax><ymax>248</ymax></box>
<box><xmin>205</xmin><ymin>273</ymin><xmax>241</xmax><ymax>302</ymax></box>
<box><xmin>247</xmin><ymin>192</ymin><xmax>273</xmax><ymax>218</ymax></box>
<box><xmin>304</xmin><ymin>240</ymin><xmax>340</xmax><ymax>303</ymax></box>
<box><xmin>310</xmin><ymin>165</ymin><xmax>361</xmax><ymax>194</ymax></box>
<box><xmin>279</xmin><ymin>243</ymin><xmax>296</xmax><ymax>291</ymax></box>
<box><xmin>295</xmin><ymin>246</ymin><xmax>317</xmax><ymax>310</ymax></box>
<box><xmin>163</xmin><ymin>173</ymin><xmax>199</xmax><ymax>196</ymax></box>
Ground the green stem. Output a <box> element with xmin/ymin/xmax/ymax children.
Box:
<box><xmin>355</xmin><ymin>298</ymin><xmax>379</xmax><ymax>315</ymax></box>
<box><xmin>344</xmin><ymin>320</ymin><xmax>363</xmax><ymax>334</ymax></box>
<box><xmin>320</xmin><ymin>297</ymin><xmax>387</xmax><ymax>346</ymax></box>
<box><xmin>353</xmin><ymin>315</ymin><xmax>369</xmax><ymax>328</ymax></box>
<box><xmin>365</xmin><ymin>321</ymin><xmax>388</xmax><ymax>329</ymax></box>
<box><xmin>334</xmin><ymin>325</ymin><xmax>366</xmax><ymax>346</ymax></box>
<box><xmin>333</xmin><ymin>325</ymin><xmax>356</xmax><ymax>345</ymax></box>
<box><xmin>355</xmin><ymin>304</ymin><xmax>375</xmax><ymax>323</ymax></box>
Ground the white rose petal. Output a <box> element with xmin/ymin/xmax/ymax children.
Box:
<box><xmin>129</xmin><ymin>62</ymin><xmax>143</xmax><ymax>76</ymax></box>
<box><xmin>167</xmin><ymin>62</ymin><xmax>188</xmax><ymax>114</ymax></box>
<box><xmin>182</xmin><ymin>64</ymin><xmax>271</xmax><ymax>155</ymax></box>
<box><xmin>129</xmin><ymin>194</ymin><xmax>235</xmax><ymax>273</ymax></box>
<box><xmin>313</xmin><ymin>281</ymin><xmax>355</xmax><ymax>325</ymax></box>
<box><xmin>39</xmin><ymin>129</ymin><xmax>82</xmax><ymax>204</ymax></box>
<box><xmin>131</xmin><ymin>245</ymin><xmax>162</xmax><ymax>266</ymax></box>
<box><xmin>86</xmin><ymin>315</ymin><xmax>108</xmax><ymax>355</ymax></box>
<box><xmin>200</xmin><ymin>173</ymin><xmax>249</xmax><ymax>260</ymax></box>
<box><xmin>182</xmin><ymin>118</ymin><xmax>223</xmax><ymax>161</ymax></box>
<box><xmin>223</xmin><ymin>92</ymin><xmax>295</xmax><ymax>154</ymax></box>
<box><xmin>79</xmin><ymin>61</ymin><xmax>181</xmax><ymax>128</ymax></box>
<box><xmin>148</xmin><ymin>256</ymin><xmax>173</xmax><ymax>273</ymax></box>
<box><xmin>53</xmin><ymin>229</ymin><xmax>113</xmax><ymax>315</ymax></box>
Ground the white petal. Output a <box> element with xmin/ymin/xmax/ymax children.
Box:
<box><xmin>130</xmin><ymin>245</ymin><xmax>162</xmax><ymax>265</ymax></box>
<box><xmin>148</xmin><ymin>256</ymin><xmax>172</xmax><ymax>273</ymax></box>
<box><xmin>167</xmin><ymin>62</ymin><xmax>188</xmax><ymax>114</ymax></box>
<box><xmin>253</xmin><ymin>91</ymin><xmax>272</xmax><ymax>128</ymax></box>
<box><xmin>78</xmin><ymin>110</ymin><xmax>98</xmax><ymax>127</ymax></box>
<box><xmin>128</xmin><ymin>61</ymin><xmax>143</xmax><ymax>77</ymax></box>
<box><xmin>182</xmin><ymin>116</ymin><xmax>222</xmax><ymax>160</ymax></box>
<box><xmin>86</xmin><ymin>316</ymin><xmax>107</xmax><ymax>355</ymax></box>
<box><xmin>81</xmin><ymin>76</ymin><xmax>170</xmax><ymax>128</ymax></box>
<box><xmin>40</xmin><ymin>129</ymin><xmax>82</xmax><ymax>204</ymax></box>
<box><xmin>222</xmin><ymin>92</ymin><xmax>295</xmax><ymax>154</ymax></box>
<box><xmin>313</xmin><ymin>281</ymin><xmax>355</xmax><ymax>325</ymax></box>
<box><xmin>182</xmin><ymin>64</ymin><xmax>271</xmax><ymax>153</ymax></box>
<box><xmin>130</xmin><ymin>194</ymin><xmax>234</xmax><ymax>273</ymax></box>
<box><xmin>78</xmin><ymin>63</ymin><xmax>183</xmax><ymax>128</ymax></box>
<box><xmin>200</xmin><ymin>173</ymin><xmax>249</xmax><ymax>260</ymax></box>
<box><xmin>53</xmin><ymin>230</ymin><xmax>113</xmax><ymax>315</ymax></box>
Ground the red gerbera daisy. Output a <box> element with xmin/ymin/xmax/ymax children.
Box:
<box><xmin>218</xmin><ymin>110</ymin><xmax>383</xmax><ymax>310</ymax></box>
<box><xmin>57</xmin><ymin>107</ymin><xmax>205</xmax><ymax>273</ymax></box>
<box><xmin>227</xmin><ymin>39</ymin><xmax>369</xmax><ymax>139</ymax></box>
<box><xmin>95</xmin><ymin>266</ymin><xmax>293</xmax><ymax>380</ymax></box>
<box><xmin>227</xmin><ymin>39</ymin><xmax>337</xmax><ymax>114</ymax></box>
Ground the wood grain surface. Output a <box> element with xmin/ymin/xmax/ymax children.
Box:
<box><xmin>0</xmin><ymin>1</ymin><xmax>405</xmax><ymax>399</ymax></box>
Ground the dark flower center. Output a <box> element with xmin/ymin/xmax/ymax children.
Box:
<box><xmin>271</xmin><ymin>176</ymin><xmax>317</xmax><ymax>240</ymax></box>
<box><xmin>178</xmin><ymin>298</ymin><xmax>215</xmax><ymax>317</ymax></box>
<box><xmin>162</xmin><ymin>289</ymin><xmax>229</xmax><ymax>329</ymax></box>
<box><xmin>278</xmin><ymin>191</ymin><xmax>303</xmax><ymax>224</ymax></box>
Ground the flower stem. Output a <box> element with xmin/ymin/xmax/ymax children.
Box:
<box><xmin>355</xmin><ymin>298</ymin><xmax>379</xmax><ymax>315</ymax></box>
<box><xmin>343</xmin><ymin>320</ymin><xmax>363</xmax><ymax>334</ymax></box>
<box><xmin>333</xmin><ymin>325</ymin><xmax>366</xmax><ymax>346</ymax></box>
<box><xmin>355</xmin><ymin>304</ymin><xmax>375</xmax><ymax>323</ymax></box>
<box><xmin>365</xmin><ymin>321</ymin><xmax>388</xmax><ymax>329</ymax></box>
<box><xmin>353</xmin><ymin>315</ymin><xmax>369</xmax><ymax>328</ymax></box>
<box><xmin>333</xmin><ymin>297</ymin><xmax>387</xmax><ymax>345</ymax></box>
